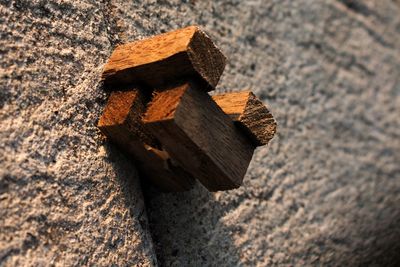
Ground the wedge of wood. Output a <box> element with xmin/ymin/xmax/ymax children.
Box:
<box><xmin>212</xmin><ymin>91</ymin><xmax>277</xmax><ymax>146</ymax></box>
<box><xmin>98</xmin><ymin>90</ymin><xmax>195</xmax><ymax>192</ymax></box>
<box><xmin>98</xmin><ymin>26</ymin><xmax>277</xmax><ymax>192</ymax></box>
<box><xmin>102</xmin><ymin>26</ymin><xmax>226</xmax><ymax>91</ymax></box>
<box><xmin>142</xmin><ymin>82</ymin><xmax>256</xmax><ymax>191</ymax></box>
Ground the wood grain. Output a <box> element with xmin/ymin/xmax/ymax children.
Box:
<box><xmin>102</xmin><ymin>26</ymin><xmax>226</xmax><ymax>91</ymax></box>
<box><xmin>212</xmin><ymin>91</ymin><xmax>277</xmax><ymax>146</ymax></box>
<box><xmin>142</xmin><ymin>82</ymin><xmax>256</xmax><ymax>191</ymax></box>
<box><xmin>98</xmin><ymin>90</ymin><xmax>195</xmax><ymax>191</ymax></box>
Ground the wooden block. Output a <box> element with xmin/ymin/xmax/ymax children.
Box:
<box><xmin>102</xmin><ymin>26</ymin><xmax>226</xmax><ymax>91</ymax></box>
<box><xmin>142</xmin><ymin>82</ymin><xmax>255</xmax><ymax>191</ymax></box>
<box><xmin>98</xmin><ymin>90</ymin><xmax>195</xmax><ymax>192</ymax></box>
<box><xmin>212</xmin><ymin>91</ymin><xmax>277</xmax><ymax>146</ymax></box>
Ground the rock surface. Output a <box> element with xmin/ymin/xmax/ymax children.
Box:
<box><xmin>140</xmin><ymin>0</ymin><xmax>400</xmax><ymax>266</ymax></box>
<box><xmin>0</xmin><ymin>0</ymin><xmax>157</xmax><ymax>266</ymax></box>
<box><xmin>1</xmin><ymin>0</ymin><xmax>400</xmax><ymax>266</ymax></box>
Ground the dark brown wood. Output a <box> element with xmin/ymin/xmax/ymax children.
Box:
<box><xmin>98</xmin><ymin>90</ymin><xmax>195</xmax><ymax>192</ymax></box>
<box><xmin>102</xmin><ymin>26</ymin><xmax>226</xmax><ymax>91</ymax></box>
<box><xmin>212</xmin><ymin>91</ymin><xmax>277</xmax><ymax>146</ymax></box>
<box><xmin>142</xmin><ymin>82</ymin><xmax>256</xmax><ymax>191</ymax></box>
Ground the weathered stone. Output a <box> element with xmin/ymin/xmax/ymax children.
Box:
<box><xmin>1</xmin><ymin>0</ymin><xmax>400</xmax><ymax>266</ymax></box>
<box><xmin>0</xmin><ymin>1</ymin><xmax>157</xmax><ymax>266</ymax></box>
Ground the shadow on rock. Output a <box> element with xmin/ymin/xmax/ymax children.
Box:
<box><xmin>143</xmin><ymin>182</ymin><xmax>242</xmax><ymax>266</ymax></box>
<box><xmin>355</xmin><ymin>212</ymin><xmax>400</xmax><ymax>267</ymax></box>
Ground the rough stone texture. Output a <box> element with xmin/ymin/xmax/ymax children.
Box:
<box><xmin>138</xmin><ymin>1</ymin><xmax>400</xmax><ymax>266</ymax></box>
<box><xmin>0</xmin><ymin>0</ymin><xmax>157</xmax><ymax>266</ymax></box>
<box><xmin>1</xmin><ymin>0</ymin><xmax>400</xmax><ymax>266</ymax></box>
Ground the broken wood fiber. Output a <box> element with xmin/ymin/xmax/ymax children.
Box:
<box><xmin>142</xmin><ymin>82</ymin><xmax>256</xmax><ymax>191</ymax></box>
<box><xmin>98</xmin><ymin>90</ymin><xmax>195</xmax><ymax>192</ymax></box>
<box><xmin>212</xmin><ymin>91</ymin><xmax>277</xmax><ymax>146</ymax></box>
<box><xmin>102</xmin><ymin>26</ymin><xmax>226</xmax><ymax>91</ymax></box>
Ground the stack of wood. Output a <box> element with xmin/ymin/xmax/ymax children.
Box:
<box><xmin>98</xmin><ymin>26</ymin><xmax>276</xmax><ymax>192</ymax></box>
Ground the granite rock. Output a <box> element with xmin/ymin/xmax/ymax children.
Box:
<box><xmin>1</xmin><ymin>0</ymin><xmax>400</xmax><ymax>266</ymax></box>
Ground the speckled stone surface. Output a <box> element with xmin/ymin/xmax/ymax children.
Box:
<box><xmin>135</xmin><ymin>1</ymin><xmax>400</xmax><ymax>266</ymax></box>
<box><xmin>1</xmin><ymin>0</ymin><xmax>400</xmax><ymax>266</ymax></box>
<box><xmin>0</xmin><ymin>0</ymin><xmax>157</xmax><ymax>266</ymax></box>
